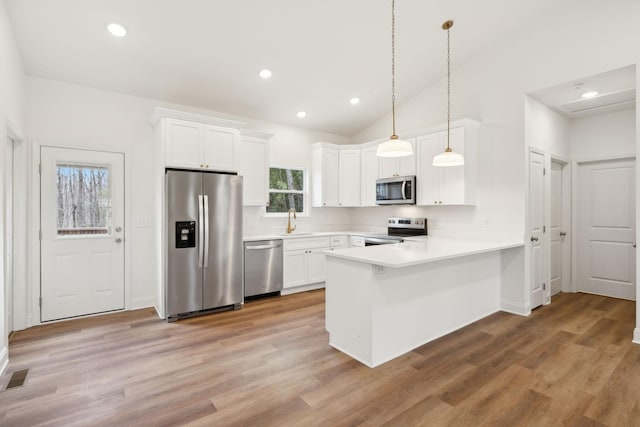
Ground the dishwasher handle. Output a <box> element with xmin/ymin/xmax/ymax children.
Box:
<box><xmin>245</xmin><ymin>243</ymin><xmax>282</xmax><ymax>250</ymax></box>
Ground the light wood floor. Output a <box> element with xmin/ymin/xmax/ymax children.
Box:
<box><xmin>1</xmin><ymin>290</ymin><xmax>638</xmax><ymax>426</ymax></box>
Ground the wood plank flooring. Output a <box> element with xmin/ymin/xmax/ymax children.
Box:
<box><xmin>1</xmin><ymin>290</ymin><xmax>639</xmax><ymax>426</ymax></box>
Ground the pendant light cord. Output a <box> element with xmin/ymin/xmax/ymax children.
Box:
<box><xmin>391</xmin><ymin>0</ymin><xmax>397</xmax><ymax>138</ymax></box>
<box><xmin>446</xmin><ymin>23</ymin><xmax>451</xmax><ymax>151</ymax></box>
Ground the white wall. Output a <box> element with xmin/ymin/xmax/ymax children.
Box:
<box><xmin>23</xmin><ymin>76</ymin><xmax>352</xmax><ymax>326</ymax></box>
<box><xmin>570</xmin><ymin>108</ymin><xmax>636</xmax><ymax>160</ymax></box>
<box><xmin>0</xmin><ymin>0</ymin><xmax>25</xmax><ymax>374</ymax></box>
<box><xmin>525</xmin><ymin>96</ymin><xmax>571</xmax><ymax>159</ymax></box>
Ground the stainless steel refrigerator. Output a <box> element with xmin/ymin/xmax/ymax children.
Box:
<box><xmin>166</xmin><ymin>169</ymin><xmax>243</xmax><ymax>320</ymax></box>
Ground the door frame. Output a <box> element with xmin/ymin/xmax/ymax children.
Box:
<box><xmin>28</xmin><ymin>141</ymin><xmax>132</xmax><ymax>326</ymax></box>
<box><xmin>572</xmin><ymin>155</ymin><xmax>636</xmax><ymax>297</ymax></box>
<box><xmin>548</xmin><ymin>155</ymin><xmax>571</xmax><ymax>295</ymax></box>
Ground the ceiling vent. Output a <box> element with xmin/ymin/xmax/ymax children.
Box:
<box><xmin>558</xmin><ymin>88</ymin><xmax>636</xmax><ymax>116</ymax></box>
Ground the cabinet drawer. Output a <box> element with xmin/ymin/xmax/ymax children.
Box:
<box><xmin>350</xmin><ymin>235</ymin><xmax>365</xmax><ymax>247</ymax></box>
<box><xmin>330</xmin><ymin>235</ymin><xmax>348</xmax><ymax>247</ymax></box>
<box><xmin>284</xmin><ymin>237</ymin><xmax>331</xmax><ymax>251</ymax></box>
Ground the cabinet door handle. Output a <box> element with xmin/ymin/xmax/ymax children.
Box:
<box><xmin>530</xmin><ymin>236</ymin><xmax>538</xmax><ymax>242</ymax></box>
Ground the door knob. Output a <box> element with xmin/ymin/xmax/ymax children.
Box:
<box><xmin>530</xmin><ymin>236</ymin><xmax>538</xmax><ymax>242</ymax></box>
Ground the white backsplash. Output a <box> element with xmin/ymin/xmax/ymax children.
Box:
<box><xmin>243</xmin><ymin>204</ymin><xmax>520</xmax><ymax>242</ymax></box>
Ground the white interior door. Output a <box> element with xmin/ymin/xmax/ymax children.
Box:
<box><xmin>529</xmin><ymin>150</ymin><xmax>545</xmax><ymax>309</ymax></box>
<box><xmin>549</xmin><ymin>159</ymin><xmax>566</xmax><ymax>297</ymax></box>
<box><xmin>576</xmin><ymin>158</ymin><xmax>635</xmax><ymax>300</ymax></box>
<box><xmin>4</xmin><ymin>136</ymin><xmax>14</xmax><ymax>333</ymax></box>
<box><xmin>40</xmin><ymin>147</ymin><xmax>125</xmax><ymax>321</ymax></box>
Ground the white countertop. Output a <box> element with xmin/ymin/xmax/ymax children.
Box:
<box><xmin>325</xmin><ymin>236</ymin><xmax>523</xmax><ymax>268</ymax></box>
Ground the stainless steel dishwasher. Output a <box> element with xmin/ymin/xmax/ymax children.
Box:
<box><xmin>243</xmin><ymin>239</ymin><xmax>283</xmax><ymax>298</ymax></box>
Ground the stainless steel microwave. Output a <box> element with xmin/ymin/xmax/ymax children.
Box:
<box><xmin>375</xmin><ymin>176</ymin><xmax>416</xmax><ymax>205</ymax></box>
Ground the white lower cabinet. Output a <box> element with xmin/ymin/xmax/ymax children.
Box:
<box><xmin>283</xmin><ymin>237</ymin><xmax>331</xmax><ymax>293</ymax></box>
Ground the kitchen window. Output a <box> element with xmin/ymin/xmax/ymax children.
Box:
<box><xmin>266</xmin><ymin>166</ymin><xmax>306</xmax><ymax>215</ymax></box>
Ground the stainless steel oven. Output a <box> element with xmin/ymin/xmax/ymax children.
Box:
<box><xmin>375</xmin><ymin>176</ymin><xmax>416</xmax><ymax>205</ymax></box>
<box><xmin>362</xmin><ymin>217</ymin><xmax>427</xmax><ymax>245</ymax></box>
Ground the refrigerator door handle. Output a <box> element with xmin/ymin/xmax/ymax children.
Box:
<box><xmin>198</xmin><ymin>194</ymin><xmax>204</xmax><ymax>268</ymax></box>
<box><xmin>203</xmin><ymin>194</ymin><xmax>209</xmax><ymax>268</ymax></box>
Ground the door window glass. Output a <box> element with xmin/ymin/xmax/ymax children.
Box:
<box><xmin>56</xmin><ymin>163</ymin><xmax>111</xmax><ymax>236</ymax></box>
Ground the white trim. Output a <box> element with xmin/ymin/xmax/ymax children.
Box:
<box><xmin>239</xmin><ymin>129</ymin><xmax>274</xmax><ymax>140</ymax></box>
<box><xmin>500</xmin><ymin>300</ymin><xmax>530</xmax><ymax>316</ymax></box>
<box><xmin>280</xmin><ymin>282</ymin><xmax>324</xmax><ymax>295</ymax></box>
<box><xmin>130</xmin><ymin>296</ymin><xmax>155</xmax><ymax>310</ymax></box>
<box><xmin>633</xmin><ymin>328</ymin><xmax>640</xmax><ymax>345</ymax></box>
<box><xmin>150</xmin><ymin>107</ymin><xmax>247</xmax><ymax>128</ymax></box>
<box><xmin>0</xmin><ymin>345</ymin><xmax>8</xmax><ymax>376</ymax></box>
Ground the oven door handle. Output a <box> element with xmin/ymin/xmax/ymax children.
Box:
<box><xmin>365</xmin><ymin>237</ymin><xmax>403</xmax><ymax>245</ymax></box>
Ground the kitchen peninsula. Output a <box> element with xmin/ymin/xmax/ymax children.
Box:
<box><xmin>325</xmin><ymin>237</ymin><xmax>524</xmax><ymax>367</ymax></box>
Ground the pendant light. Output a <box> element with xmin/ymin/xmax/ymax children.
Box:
<box><xmin>433</xmin><ymin>20</ymin><xmax>464</xmax><ymax>167</ymax></box>
<box><xmin>377</xmin><ymin>0</ymin><xmax>412</xmax><ymax>158</ymax></box>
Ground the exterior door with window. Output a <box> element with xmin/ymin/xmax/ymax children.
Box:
<box><xmin>40</xmin><ymin>147</ymin><xmax>125</xmax><ymax>321</ymax></box>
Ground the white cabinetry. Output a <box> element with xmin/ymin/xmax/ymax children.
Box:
<box><xmin>338</xmin><ymin>150</ymin><xmax>361</xmax><ymax>207</ymax></box>
<box><xmin>312</xmin><ymin>146</ymin><xmax>339</xmax><ymax>207</ymax></box>
<box><xmin>312</xmin><ymin>144</ymin><xmax>361</xmax><ymax>207</ymax></box>
<box><xmin>360</xmin><ymin>145</ymin><xmax>379</xmax><ymax>206</ymax></box>
<box><xmin>283</xmin><ymin>237</ymin><xmax>331</xmax><ymax>294</ymax></box>
<box><xmin>163</xmin><ymin>118</ymin><xmax>240</xmax><ymax>171</ymax></box>
<box><xmin>416</xmin><ymin>126</ymin><xmax>477</xmax><ymax>205</ymax></box>
<box><xmin>238</xmin><ymin>130</ymin><xmax>271</xmax><ymax>207</ymax></box>
<box><xmin>378</xmin><ymin>138</ymin><xmax>416</xmax><ymax>178</ymax></box>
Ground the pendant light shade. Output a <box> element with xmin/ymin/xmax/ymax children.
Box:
<box><xmin>377</xmin><ymin>135</ymin><xmax>413</xmax><ymax>157</ymax></box>
<box><xmin>433</xmin><ymin>20</ymin><xmax>464</xmax><ymax>167</ymax></box>
<box><xmin>432</xmin><ymin>148</ymin><xmax>465</xmax><ymax>166</ymax></box>
<box><xmin>377</xmin><ymin>0</ymin><xmax>412</xmax><ymax>158</ymax></box>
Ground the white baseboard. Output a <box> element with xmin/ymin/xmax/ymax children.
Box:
<box><xmin>501</xmin><ymin>299</ymin><xmax>530</xmax><ymax>316</ymax></box>
<box><xmin>281</xmin><ymin>282</ymin><xmax>325</xmax><ymax>296</ymax></box>
<box><xmin>130</xmin><ymin>296</ymin><xmax>155</xmax><ymax>310</ymax></box>
<box><xmin>633</xmin><ymin>328</ymin><xmax>640</xmax><ymax>345</ymax></box>
<box><xmin>0</xmin><ymin>346</ymin><xmax>8</xmax><ymax>377</ymax></box>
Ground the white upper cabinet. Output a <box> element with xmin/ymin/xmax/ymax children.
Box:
<box><xmin>202</xmin><ymin>125</ymin><xmax>238</xmax><ymax>171</ymax></box>
<box><xmin>312</xmin><ymin>145</ymin><xmax>339</xmax><ymax>207</ymax></box>
<box><xmin>161</xmin><ymin>116</ymin><xmax>240</xmax><ymax>172</ymax></box>
<box><xmin>312</xmin><ymin>144</ymin><xmax>361</xmax><ymax>207</ymax></box>
<box><xmin>416</xmin><ymin>126</ymin><xmax>476</xmax><ymax>205</ymax></box>
<box><xmin>338</xmin><ymin>149</ymin><xmax>361</xmax><ymax>207</ymax></box>
<box><xmin>378</xmin><ymin>138</ymin><xmax>416</xmax><ymax>178</ymax></box>
<box><xmin>238</xmin><ymin>131</ymin><xmax>271</xmax><ymax>207</ymax></box>
<box><xmin>311</xmin><ymin>145</ymin><xmax>362</xmax><ymax>207</ymax></box>
<box><xmin>360</xmin><ymin>145</ymin><xmax>379</xmax><ymax>206</ymax></box>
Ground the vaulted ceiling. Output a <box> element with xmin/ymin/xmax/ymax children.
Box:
<box><xmin>5</xmin><ymin>0</ymin><xmax>560</xmax><ymax>136</ymax></box>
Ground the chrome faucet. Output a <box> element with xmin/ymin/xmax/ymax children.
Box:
<box><xmin>287</xmin><ymin>208</ymin><xmax>297</xmax><ymax>233</ymax></box>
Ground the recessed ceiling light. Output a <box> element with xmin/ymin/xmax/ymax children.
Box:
<box><xmin>259</xmin><ymin>69</ymin><xmax>272</xmax><ymax>79</ymax></box>
<box><xmin>107</xmin><ymin>23</ymin><xmax>127</xmax><ymax>37</ymax></box>
<box><xmin>296</xmin><ymin>111</ymin><xmax>307</xmax><ymax>118</ymax></box>
<box><xmin>582</xmin><ymin>91</ymin><xmax>599</xmax><ymax>99</ymax></box>
<box><xmin>350</xmin><ymin>97</ymin><xmax>360</xmax><ymax>105</ymax></box>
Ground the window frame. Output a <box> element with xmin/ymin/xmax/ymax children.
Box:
<box><xmin>264</xmin><ymin>165</ymin><xmax>309</xmax><ymax>217</ymax></box>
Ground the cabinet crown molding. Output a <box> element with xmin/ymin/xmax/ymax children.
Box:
<box><xmin>150</xmin><ymin>107</ymin><xmax>247</xmax><ymax>128</ymax></box>
<box><xmin>239</xmin><ymin>129</ymin><xmax>274</xmax><ymax>140</ymax></box>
